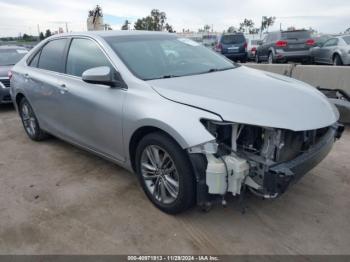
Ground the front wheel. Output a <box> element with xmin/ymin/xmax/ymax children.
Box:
<box><xmin>135</xmin><ymin>132</ymin><xmax>195</xmax><ymax>214</ymax></box>
<box><xmin>19</xmin><ymin>97</ymin><xmax>49</xmax><ymax>141</ymax></box>
<box><xmin>333</xmin><ymin>55</ymin><xmax>343</xmax><ymax>66</ymax></box>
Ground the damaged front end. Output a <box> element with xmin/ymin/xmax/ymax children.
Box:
<box><xmin>188</xmin><ymin>120</ymin><xmax>345</xmax><ymax>209</ymax></box>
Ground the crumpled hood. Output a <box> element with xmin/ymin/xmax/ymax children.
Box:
<box><xmin>148</xmin><ymin>66</ymin><xmax>339</xmax><ymax>131</ymax></box>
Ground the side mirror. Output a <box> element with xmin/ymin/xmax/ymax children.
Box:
<box><xmin>82</xmin><ymin>66</ymin><xmax>125</xmax><ymax>88</ymax></box>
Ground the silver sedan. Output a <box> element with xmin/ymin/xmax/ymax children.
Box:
<box><xmin>10</xmin><ymin>31</ymin><xmax>343</xmax><ymax>214</ymax></box>
<box><xmin>310</xmin><ymin>35</ymin><xmax>350</xmax><ymax>65</ymax></box>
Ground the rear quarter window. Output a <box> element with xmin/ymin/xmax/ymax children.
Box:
<box><xmin>38</xmin><ymin>39</ymin><xmax>68</xmax><ymax>73</ymax></box>
<box><xmin>343</xmin><ymin>36</ymin><xmax>350</xmax><ymax>45</ymax></box>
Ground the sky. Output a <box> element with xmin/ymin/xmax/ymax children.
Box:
<box><xmin>0</xmin><ymin>0</ymin><xmax>349</xmax><ymax>37</ymax></box>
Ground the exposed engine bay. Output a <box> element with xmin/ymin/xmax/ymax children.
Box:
<box><xmin>188</xmin><ymin>120</ymin><xmax>344</xmax><ymax>209</ymax></box>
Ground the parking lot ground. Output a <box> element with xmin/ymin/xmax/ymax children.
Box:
<box><xmin>0</xmin><ymin>103</ymin><xmax>350</xmax><ymax>255</ymax></box>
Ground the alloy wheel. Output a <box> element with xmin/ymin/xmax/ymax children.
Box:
<box><xmin>21</xmin><ymin>102</ymin><xmax>37</xmax><ymax>137</ymax></box>
<box><xmin>140</xmin><ymin>145</ymin><xmax>179</xmax><ymax>204</ymax></box>
<box><xmin>268</xmin><ymin>53</ymin><xmax>273</xmax><ymax>64</ymax></box>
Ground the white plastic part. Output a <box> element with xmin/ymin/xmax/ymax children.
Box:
<box><xmin>206</xmin><ymin>154</ymin><xmax>250</xmax><ymax>196</ymax></box>
<box><xmin>225</xmin><ymin>155</ymin><xmax>249</xmax><ymax>195</ymax></box>
<box><xmin>206</xmin><ymin>154</ymin><xmax>227</xmax><ymax>195</ymax></box>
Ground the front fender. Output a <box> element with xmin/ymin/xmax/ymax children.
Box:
<box><xmin>123</xmin><ymin>86</ymin><xmax>222</xmax><ymax>161</ymax></box>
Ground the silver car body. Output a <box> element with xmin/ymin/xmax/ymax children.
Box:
<box><xmin>10</xmin><ymin>31</ymin><xmax>342</xmax><ymax>209</ymax></box>
<box><xmin>310</xmin><ymin>35</ymin><xmax>350</xmax><ymax>65</ymax></box>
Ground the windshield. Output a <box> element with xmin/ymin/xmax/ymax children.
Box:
<box><xmin>104</xmin><ymin>35</ymin><xmax>236</xmax><ymax>80</ymax></box>
<box><xmin>221</xmin><ymin>35</ymin><xmax>245</xmax><ymax>44</ymax></box>
<box><xmin>0</xmin><ymin>48</ymin><xmax>28</xmax><ymax>66</ymax></box>
<box><xmin>281</xmin><ymin>31</ymin><xmax>311</xmax><ymax>40</ymax></box>
<box><xmin>343</xmin><ymin>36</ymin><xmax>350</xmax><ymax>45</ymax></box>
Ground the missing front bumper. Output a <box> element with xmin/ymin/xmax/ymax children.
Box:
<box><xmin>262</xmin><ymin>124</ymin><xmax>343</xmax><ymax>195</ymax></box>
<box><xmin>189</xmin><ymin>124</ymin><xmax>344</xmax><ymax>208</ymax></box>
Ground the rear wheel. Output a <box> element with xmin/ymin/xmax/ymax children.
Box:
<box><xmin>19</xmin><ymin>97</ymin><xmax>49</xmax><ymax>141</ymax></box>
<box><xmin>333</xmin><ymin>54</ymin><xmax>343</xmax><ymax>66</ymax></box>
<box><xmin>255</xmin><ymin>53</ymin><xmax>261</xmax><ymax>63</ymax></box>
<box><xmin>268</xmin><ymin>52</ymin><xmax>274</xmax><ymax>64</ymax></box>
<box><xmin>135</xmin><ymin>132</ymin><xmax>195</xmax><ymax>214</ymax></box>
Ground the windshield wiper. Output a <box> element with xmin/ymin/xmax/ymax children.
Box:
<box><xmin>161</xmin><ymin>75</ymin><xmax>179</xmax><ymax>79</ymax></box>
<box><xmin>206</xmin><ymin>67</ymin><xmax>234</xmax><ymax>74</ymax></box>
<box><xmin>144</xmin><ymin>74</ymin><xmax>179</xmax><ymax>80</ymax></box>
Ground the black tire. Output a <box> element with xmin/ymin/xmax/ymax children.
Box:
<box><xmin>135</xmin><ymin>132</ymin><xmax>195</xmax><ymax>214</ymax></box>
<box><xmin>240</xmin><ymin>57</ymin><xmax>247</xmax><ymax>63</ymax></box>
<box><xmin>19</xmin><ymin>97</ymin><xmax>49</xmax><ymax>141</ymax></box>
<box><xmin>333</xmin><ymin>54</ymin><xmax>343</xmax><ymax>66</ymax></box>
<box><xmin>255</xmin><ymin>53</ymin><xmax>261</xmax><ymax>63</ymax></box>
<box><xmin>268</xmin><ymin>52</ymin><xmax>274</xmax><ymax>64</ymax></box>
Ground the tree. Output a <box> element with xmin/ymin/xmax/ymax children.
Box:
<box><xmin>249</xmin><ymin>28</ymin><xmax>260</xmax><ymax>35</ymax></box>
<box><xmin>239</xmin><ymin>19</ymin><xmax>254</xmax><ymax>34</ymax></box>
<box><xmin>260</xmin><ymin>16</ymin><xmax>276</xmax><ymax>37</ymax></box>
<box><xmin>227</xmin><ymin>26</ymin><xmax>237</xmax><ymax>33</ymax></box>
<box><xmin>203</xmin><ymin>24</ymin><xmax>211</xmax><ymax>32</ymax></box>
<box><xmin>134</xmin><ymin>9</ymin><xmax>173</xmax><ymax>32</ymax></box>
<box><xmin>45</xmin><ymin>29</ymin><xmax>52</xmax><ymax>38</ymax></box>
<box><xmin>39</xmin><ymin>32</ymin><xmax>45</xmax><ymax>40</ymax></box>
<box><xmin>121</xmin><ymin>20</ymin><xmax>130</xmax><ymax>30</ymax></box>
<box><xmin>22</xmin><ymin>34</ymin><xmax>30</xmax><ymax>41</ymax></box>
<box><xmin>165</xmin><ymin>23</ymin><xmax>175</xmax><ymax>33</ymax></box>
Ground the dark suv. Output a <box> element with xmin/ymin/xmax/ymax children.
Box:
<box><xmin>255</xmin><ymin>30</ymin><xmax>315</xmax><ymax>64</ymax></box>
<box><xmin>215</xmin><ymin>33</ymin><xmax>248</xmax><ymax>62</ymax></box>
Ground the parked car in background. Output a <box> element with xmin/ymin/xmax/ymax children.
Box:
<box><xmin>314</xmin><ymin>34</ymin><xmax>333</xmax><ymax>47</ymax></box>
<box><xmin>215</xmin><ymin>33</ymin><xmax>248</xmax><ymax>62</ymax></box>
<box><xmin>10</xmin><ymin>31</ymin><xmax>343</xmax><ymax>214</ymax></box>
<box><xmin>247</xmin><ymin>39</ymin><xmax>260</xmax><ymax>60</ymax></box>
<box><xmin>202</xmin><ymin>34</ymin><xmax>218</xmax><ymax>48</ymax></box>
<box><xmin>310</xmin><ymin>35</ymin><xmax>350</xmax><ymax>65</ymax></box>
<box><xmin>0</xmin><ymin>46</ymin><xmax>28</xmax><ymax>104</ymax></box>
<box><xmin>255</xmin><ymin>30</ymin><xmax>315</xmax><ymax>64</ymax></box>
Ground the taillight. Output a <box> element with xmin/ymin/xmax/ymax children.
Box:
<box><xmin>251</xmin><ymin>47</ymin><xmax>257</xmax><ymax>52</ymax></box>
<box><xmin>243</xmin><ymin>42</ymin><xmax>248</xmax><ymax>49</ymax></box>
<box><xmin>275</xmin><ymin>40</ymin><xmax>288</xmax><ymax>47</ymax></box>
<box><xmin>8</xmin><ymin>70</ymin><xmax>13</xmax><ymax>80</ymax></box>
<box><xmin>306</xmin><ymin>39</ymin><xmax>315</xmax><ymax>46</ymax></box>
<box><xmin>215</xmin><ymin>43</ymin><xmax>223</xmax><ymax>52</ymax></box>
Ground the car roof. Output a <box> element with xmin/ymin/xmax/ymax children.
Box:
<box><xmin>53</xmin><ymin>30</ymin><xmax>174</xmax><ymax>39</ymax></box>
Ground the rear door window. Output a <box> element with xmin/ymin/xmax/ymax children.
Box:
<box><xmin>38</xmin><ymin>39</ymin><xmax>68</xmax><ymax>72</ymax></box>
<box><xmin>221</xmin><ymin>35</ymin><xmax>245</xmax><ymax>44</ymax></box>
<box><xmin>66</xmin><ymin>38</ymin><xmax>112</xmax><ymax>77</ymax></box>
<box><xmin>281</xmin><ymin>31</ymin><xmax>311</xmax><ymax>40</ymax></box>
<box><xmin>342</xmin><ymin>36</ymin><xmax>350</xmax><ymax>45</ymax></box>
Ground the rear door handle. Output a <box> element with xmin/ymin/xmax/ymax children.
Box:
<box><xmin>59</xmin><ymin>83</ymin><xmax>69</xmax><ymax>94</ymax></box>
